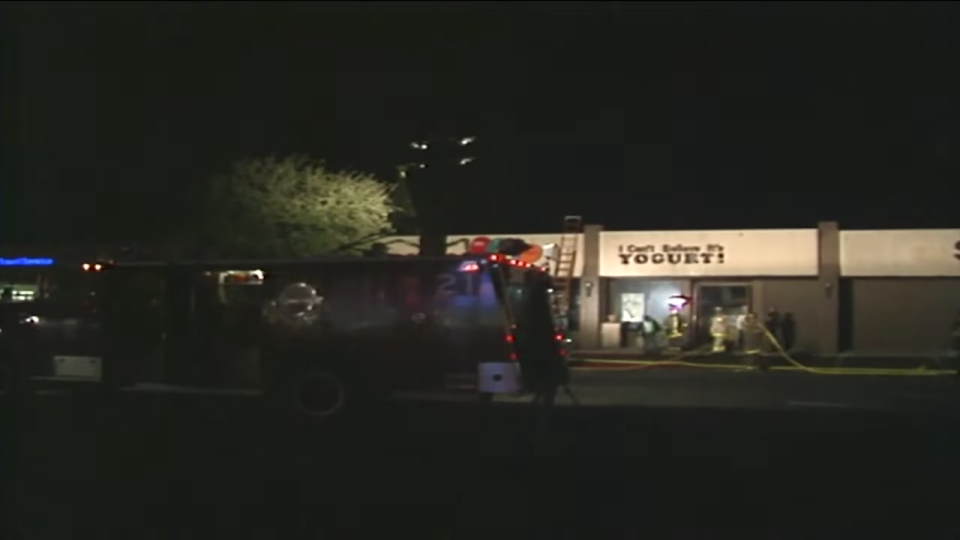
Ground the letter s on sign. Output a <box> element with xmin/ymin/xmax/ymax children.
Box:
<box><xmin>955</xmin><ymin>240</ymin><xmax>960</xmax><ymax>261</ymax></box>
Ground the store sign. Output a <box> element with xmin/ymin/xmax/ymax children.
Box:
<box><xmin>379</xmin><ymin>233</ymin><xmax>585</xmax><ymax>277</ymax></box>
<box><xmin>601</xmin><ymin>230</ymin><xmax>818</xmax><ymax>277</ymax></box>
<box><xmin>840</xmin><ymin>229</ymin><xmax>960</xmax><ymax>277</ymax></box>
<box><xmin>616</xmin><ymin>243</ymin><xmax>727</xmax><ymax>266</ymax></box>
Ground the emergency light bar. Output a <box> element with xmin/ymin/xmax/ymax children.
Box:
<box><xmin>458</xmin><ymin>261</ymin><xmax>481</xmax><ymax>272</ymax></box>
<box><xmin>459</xmin><ymin>256</ymin><xmax>543</xmax><ymax>272</ymax></box>
<box><xmin>0</xmin><ymin>257</ymin><xmax>55</xmax><ymax>267</ymax></box>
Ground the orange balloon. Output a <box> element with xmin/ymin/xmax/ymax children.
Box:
<box><xmin>517</xmin><ymin>244</ymin><xmax>543</xmax><ymax>264</ymax></box>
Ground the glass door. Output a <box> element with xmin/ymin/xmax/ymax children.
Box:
<box><xmin>694</xmin><ymin>283</ymin><xmax>752</xmax><ymax>348</ymax></box>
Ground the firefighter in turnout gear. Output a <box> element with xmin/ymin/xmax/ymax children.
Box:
<box><xmin>664</xmin><ymin>308</ymin><xmax>686</xmax><ymax>353</ymax></box>
<box><xmin>710</xmin><ymin>307</ymin><xmax>727</xmax><ymax>353</ymax></box>
<box><xmin>741</xmin><ymin>312</ymin><xmax>766</xmax><ymax>369</ymax></box>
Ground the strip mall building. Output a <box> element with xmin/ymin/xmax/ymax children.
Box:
<box><xmin>382</xmin><ymin>223</ymin><xmax>960</xmax><ymax>356</ymax></box>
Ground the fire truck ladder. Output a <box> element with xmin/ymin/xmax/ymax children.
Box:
<box><xmin>551</xmin><ymin>215</ymin><xmax>582</xmax><ymax>329</ymax></box>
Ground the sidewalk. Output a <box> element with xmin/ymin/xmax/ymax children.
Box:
<box><xmin>571</xmin><ymin>349</ymin><xmax>958</xmax><ymax>370</ymax></box>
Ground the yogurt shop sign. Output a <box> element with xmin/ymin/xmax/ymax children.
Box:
<box><xmin>617</xmin><ymin>243</ymin><xmax>726</xmax><ymax>266</ymax></box>
<box><xmin>600</xmin><ymin>230</ymin><xmax>819</xmax><ymax>277</ymax></box>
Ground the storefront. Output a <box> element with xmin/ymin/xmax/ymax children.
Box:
<box><xmin>380</xmin><ymin>225</ymin><xmax>959</xmax><ymax>356</ymax></box>
<box><xmin>597</xmin><ymin>229</ymin><xmax>821</xmax><ymax>351</ymax></box>
<box><xmin>839</xmin><ymin>229</ymin><xmax>960</xmax><ymax>354</ymax></box>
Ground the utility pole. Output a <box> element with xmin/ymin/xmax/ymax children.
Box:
<box><xmin>402</xmin><ymin>134</ymin><xmax>477</xmax><ymax>256</ymax></box>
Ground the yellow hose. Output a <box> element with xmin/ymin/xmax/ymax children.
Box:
<box><xmin>573</xmin><ymin>326</ymin><xmax>955</xmax><ymax>377</ymax></box>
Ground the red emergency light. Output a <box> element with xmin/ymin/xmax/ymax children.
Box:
<box><xmin>459</xmin><ymin>261</ymin><xmax>481</xmax><ymax>273</ymax></box>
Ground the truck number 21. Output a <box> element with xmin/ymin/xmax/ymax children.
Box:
<box><xmin>435</xmin><ymin>272</ymin><xmax>477</xmax><ymax>297</ymax></box>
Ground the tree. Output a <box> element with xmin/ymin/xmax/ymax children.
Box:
<box><xmin>196</xmin><ymin>154</ymin><xmax>399</xmax><ymax>257</ymax></box>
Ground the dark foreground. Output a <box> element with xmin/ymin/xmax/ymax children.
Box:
<box><xmin>6</xmin><ymin>372</ymin><xmax>960</xmax><ymax>536</ymax></box>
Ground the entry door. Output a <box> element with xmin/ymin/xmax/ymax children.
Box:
<box><xmin>694</xmin><ymin>283</ymin><xmax>752</xmax><ymax>345</ymax></box>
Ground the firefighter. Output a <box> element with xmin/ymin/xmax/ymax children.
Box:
<box><xmin>741</xmin><ymin>312</ymin><xmax>766</xmax><ymax>370</ymax></box>
<box><xmin>764</xmin><ymin>306</ymin><xmax>782</xmax><ymax>352</ymax></box>
<box><xmin>640</xmin><ymin>315</ymin><xmax>662</xmax><ymax>355</ymax></box>
<box><xmin>735</xmin><ymin>306</ymin><xmax>749</xmax><ymax>350</ymax></box>
<box><xmin>663</xmin><ymin>308</ymin><xmax>686</xmax><ymax>353</ymax></box>
<box><xmin>710</xmin><ymin>307</ymin><xmax>727</xmax><ymax>353</ymax></box>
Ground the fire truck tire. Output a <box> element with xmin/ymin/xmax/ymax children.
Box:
<box><xmin>265</xmin><ymin>361</ymin><xmax>372</xmax><ymax>424</ymax></box>
<box><xmin>291</xmin><ymin>367</ymin><xmax>348</xmax><ymax>418</ymax></box>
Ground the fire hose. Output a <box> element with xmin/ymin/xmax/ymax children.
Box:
<box><xmin>574</xmin><ymin>326</ymin><xmax>955</xmax><ymax>377</ymax></box>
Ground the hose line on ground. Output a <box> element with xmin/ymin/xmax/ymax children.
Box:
<box><xmin>574</xmin><ymin>326</ymin><xmax>954</xmax><ymax>377</ymax></box>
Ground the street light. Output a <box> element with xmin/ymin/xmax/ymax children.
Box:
<box><xmin>401</xmin><ymin>133</ymin><xmax>479</xmax><ymax>256</ymax></box>
<box><xmin>408</xmin><ymin>135</ymin><xmax>478</xmax><ymax>168</ymax></box>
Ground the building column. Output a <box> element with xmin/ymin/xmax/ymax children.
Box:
<box><xmin>577</xmin><ymin>224</ymin><xmax>603</xmax><ymax>349</ymax></box>
<box><xmin>817</xmin><ymin>221</ymin><xmax>840</xmax><ymax>356</ymax></box>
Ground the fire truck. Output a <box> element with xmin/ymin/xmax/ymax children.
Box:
<box><xmin>0</xmin><ymin>252</ymin><xmax>568</xmax><ymax>420</ymax></box>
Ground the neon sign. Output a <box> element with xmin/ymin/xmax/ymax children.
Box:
<box><xmin>0</xmin><ymin>257</ymin><xmax>55</xmax><ymax>267</ymax></box>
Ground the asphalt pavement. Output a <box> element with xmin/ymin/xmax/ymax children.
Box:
<box><xmin>553</xmin><ymin>369</ymin><xmax>960</xmax><ymax>411</ymax></box>
<box><xmin>6</xmin><ymin>370</ymin><xmax>960</xmax><ymax>536</ymax></box>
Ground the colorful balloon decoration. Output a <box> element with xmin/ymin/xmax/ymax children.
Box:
<box><xmin>468</xmin><ymin>236</ymin><xmax>544</xmax><ymax>265</ymax></box>
<box><xmin>469</xmin><ymin>236</ymin><xmax>491</xmax><ymax>254</ymax></box>
<box><xmin>517</xmin><ymin>244</ymin><xmax>542</xmax><ymax>263</ymax></box>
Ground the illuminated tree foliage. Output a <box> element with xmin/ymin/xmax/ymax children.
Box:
<box><xmin>199</xmin><ymin>154</ymin><xmax>398</xmax><ymax>257</ymax></box>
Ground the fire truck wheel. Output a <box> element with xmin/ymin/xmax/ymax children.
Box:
<box><xmin>290</xmin><ymin>366</ymin><xmax>351</xmax><ymax>420</ymax></box>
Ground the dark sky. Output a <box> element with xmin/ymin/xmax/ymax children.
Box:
<box><xmin>2</xmin><ymin>1</ymin><xmax>959</xmax><ymax>243</ymax></box>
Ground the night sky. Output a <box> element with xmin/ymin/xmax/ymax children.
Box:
<box><xmin>2</xmin><ymin>2</ymin><xmax>958</xmax><ymax>245</ymax></box>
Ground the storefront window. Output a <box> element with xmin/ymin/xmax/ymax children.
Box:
<box><xmin>694</xmin><ymin>284</ymin><xmax>752</xmax><ymax>345</ymax></box>
<box><xmin>607</xmin><ymin>278</ymin><xmax>686</xmax><ymax>327</ymax></box>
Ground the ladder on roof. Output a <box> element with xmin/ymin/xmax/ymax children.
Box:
<box><xmin>550</xmin><ymin>215</ymin><xmax>582</xmax><ymax>329</ymax></box>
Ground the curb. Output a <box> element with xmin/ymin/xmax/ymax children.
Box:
<box><xmin>570</xmin><ymin>354</ymin><xmax>955</xmax><ymax>371</ymax></box>
<box><xmin>570</xmin><ymin>359</ymin><xmax>958</xmax><ymax>376</ymax></box>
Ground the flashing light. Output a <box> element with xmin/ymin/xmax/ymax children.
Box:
<box><xmin>506</xmin><ymin>258</ymin><xmax>533</xmax><ymax>269</ymax></box>
<box><xmin>82</xmin><ymin>263</ymin><xmax>105</xmax><ymax>272</ymax></box>
<box><xmin>668</xmin><ymin>294</ymin><xmax>691</xmax><ymax>310</ymax></box>
<box><xmin>0</xmin><ymin>257</ymin><xmax>54</xmax><ymax>267</ymax></box>
<box><xmin>488</xmin><ymin>253</ymin><xmax>505</xmax><ymax>262</ymax></box>
<box><xmin>504</xmin><ymin>332</ymin><xmax>518</xmax><ymax>362</ymax></box>
<box><xmin>459</xmin><ymin>261</ymin><xmax>481</xmax><ymax>273</ymax></box>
